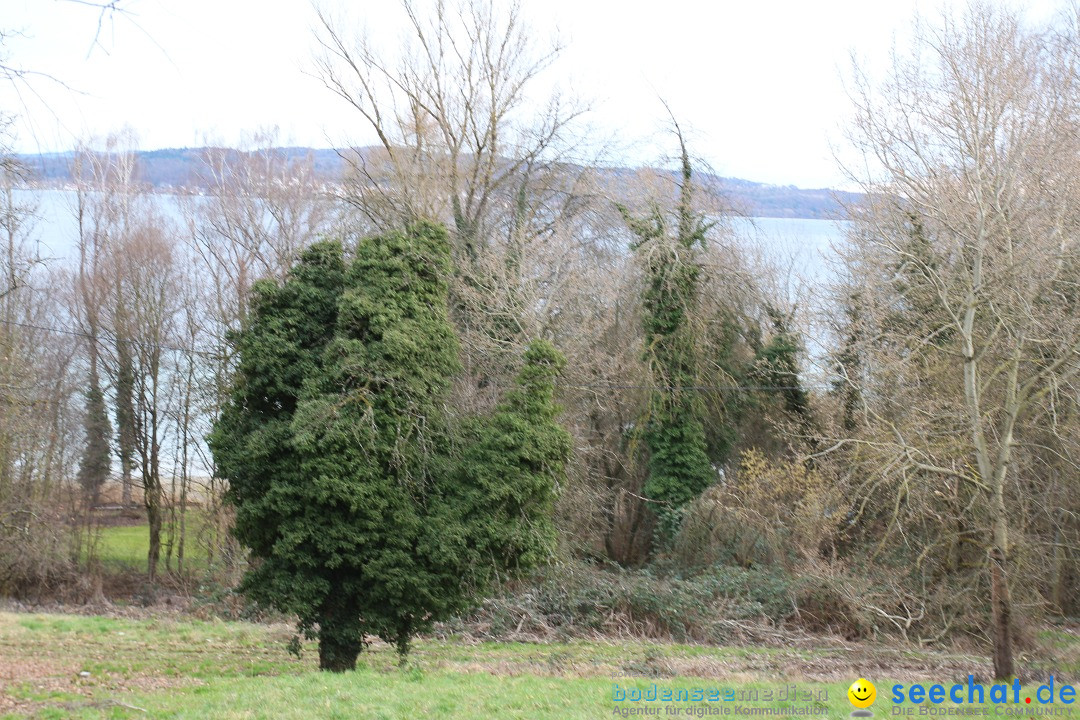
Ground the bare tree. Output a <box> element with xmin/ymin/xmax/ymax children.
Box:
<box><xmin>314</xmin><ymin>0</ymin><xmax>584</xmax><ymax>252</ymax></box>
<box><xmin>835</xmin><ymin>4</ymin><xmax>1080</xmax><ymax>678</ymax></box>
<box><xmin>70</xmin><ymin>133</ymin><xmax>192</xmax><ymax>582</ymax></box>
<box><xmin>183</xmin><ymin>130</ymin><xmax>331</xmax><ymax>356</ymax></box>
<box><xmin>0</xmin><ymin>126</ymin><xmax>82</xmax><ymax>595</ymax></box>
<box><xmin>178</xmin><ymin>130</ymin><xmax>333</xmax><ymax>573</ymax></box>
<box><xmin>314</xmin><ymin>0</ymin><xmax>594</xmax><ymax>393</ymax></box>
<box><xmin>71</xmin><ymin>131</ymin><xmax>140</xmax><ymax>507</ymax></box>
<box><xmin>108</xmin><ymin>213</ymin><xmax>182</xmax><ymax>582</ymax></box>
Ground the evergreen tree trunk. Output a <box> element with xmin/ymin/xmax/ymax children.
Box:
<box><xmin>395</xmin><ymin>618</ymin><xmax>413</xmax><ymax>667</ymax></box>
<box><xmin>317</xmin><ymin>605</ymin><xmax>363</xmax><ymax>672</ymax></box>
<box><xmin>318</xmin><ymin>634</ymin><xmax>361</xmax><ymax>673</ymax></box>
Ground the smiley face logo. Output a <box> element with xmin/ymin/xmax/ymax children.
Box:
<box><xmin>848</xmin><ymin>678</ymin><xmax>876</xmax><ymax>710</ymax></box>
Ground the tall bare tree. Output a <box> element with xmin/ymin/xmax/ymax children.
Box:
<box><xmin>314</xmin><ymin>0</ymin><xmax>594</xmax><ymax>392</ymax></box>
<box><xmin>71</xmin><ymin>134</ymin><xmax>193</xmax><ymax>582</ymax></box>
<box><xmin>183</xmin><ymin>130</ymin><xmax>331</xmax><ymax>367</ymax></box>
<box><xmin>314</xmin><ymin>0</ymin><xmax>584</xmax><ymax>251</ymax></box>
<box><xmin>179</xmin><ymin>130</ymin><xmax>333</xmax><ymax>572</ymax></box>
<box><xmin>71</xmin><ymin>132</ymin><xmax>141</xmax><ymax>508</ymax></box>
<box><xmin>836</xmin><ymin>4</ymin><xmax>1080</xmax><ymax>678</ymax></box>
<box><xmin>108</xmin><ymin>213</ymin><xmax>182</xmax><ymax>582</ymax></box>
<box><xmin>0</xmin><ymin>127</ymin><xmax>82</xmax><ymax>595</ymax></box>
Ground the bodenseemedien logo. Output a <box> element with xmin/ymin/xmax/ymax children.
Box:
<box><xmin>849</xmin><ymin>678</ymin><xmax>877</xmax><ymax>717</ymax></box>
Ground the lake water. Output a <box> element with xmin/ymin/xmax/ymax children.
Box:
<box><xmin>15</xmin><ymin>188</ymin><xmax>188</xmax><ymax>264</ymax></box>
<box><xmin>16</xmin><ymin>189</ymin><xmax>848</xmax><ymax>282</ymax></box>
<box><xmin>732</xmin><ymin>216</ymin><xmax>846</xmax><ymax>286</ymax></box>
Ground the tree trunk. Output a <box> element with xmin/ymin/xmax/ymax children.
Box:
<box><xmin>144</xmin><ymin>416</ymin><xmax>162</xmax><ymax>582</ymax></box>
<box><xmin>989</xmin><ymin>545</ymin><xmax>1014</xmax><ymax>680</ymax></box>
<box><xmin>138</xmin><ymin>385</ymin><xmax>163</xmax><ymax>582</ymax></box>
<box><xmin>1051</xmin><ymin>508</ymin><xmax>1066</xmax><ymax>614</ymax></box>
<box><xmin>146</xmin><ymin>491</ymin><xmax>162</xmax><ymax>583</ymax></box>
<box><xmin>317</xmin><ymin>614</ymin><xmax>363</xmax><ymax>672</ymax></box>
<box><xmin>115</xmin><ymin>340</ymin><xmax>136</xmax><ymax>508</ymax></box>
<box><xmin>395</xmin><ymin>617</ymin><xmax>413</xmax><ymax>667</ymax></box>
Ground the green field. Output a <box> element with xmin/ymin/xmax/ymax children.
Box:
<box><xmin>1</xmin><ymin>610</ymin><xmax>1077</xmax><ymax>719</ymax></box>
<box><xmin>83</xmin><ymin>518</ymin><xmax>212</xmax><ymax>576</ymax></box>
<box><xmin>58</xmin><ymin>524</ymin><xmax>1080</xmax><ymax>718</ymax></box>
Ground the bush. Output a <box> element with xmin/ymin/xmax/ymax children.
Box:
<box><xmin>670</xmin><ymin>449</ymin><xmax>840</xmax><ymax>570</ymax></box>
<box><xmin>448</xmin><ymin>560</ymin><xmax>802</xmax><ymax>644</ymax></box>
<box><xmin>0</xmin><ymin>501</ymin><xmax>81</xmax><ymax>601</ymax></box>
<box><xmin>789</xmin><ymin>578</ymin><xmax>869</xmax><ymax>640</ymax></box>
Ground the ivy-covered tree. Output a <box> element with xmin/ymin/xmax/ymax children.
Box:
<box><xmin>113</xmin><ymin>335</ymin><xmax>136</xmax><ymax>507</ymax></box>
<box><xmin>288</xmin><ymin>221</ymin><xmax>465</xmax><ymax>670</ymax></box>
<box><xmin>212</xmin><ymin>222</ymin><xmax>569</xmax><ymax>672</ymax></box>
<box><xmin>752</xmin><ymin>307</ymin><xmax>813</xmax><ymax>429</ymax></box>
<box><xmin>208</xmin><ymin>239</ymin><xmax>348</xmax><ymax>664</ymax></box>
<box><xmin>830</xmin><ymin>294</ymin><xmax>864</xmax><ymax>433</ymax></box>
<box><xmin>620</xmin><ymin>130</ymin><xmax>714</xmax><ymax>534</ymax></box>
<box><xmin>77</xmin><ymin>362</ymin><xmax>111</xmax><ymax>506</ymax></box>
<box><xmin>457</xmin><ymin>339</ymin><xmax>572</xmax><ymax>575</ymax></box>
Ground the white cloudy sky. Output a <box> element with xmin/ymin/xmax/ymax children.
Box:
<box><xmin>0</xmin><ymin>0</ymin><xmax>1065</xmax><ymax>189</ymax></box>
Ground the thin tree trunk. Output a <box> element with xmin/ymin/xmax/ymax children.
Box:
<box><xmin>141</xmin><ymin>399</ymin><xmax>163</xmax><ymax>583</ymax></box>
<box><xmin>989</xmin><ymin>545</ymin><xmax>1014</xmax><ymax>680</ymax></box>
<box><xmin>146</xmin><ymin>495</ymin><xmax>161</xmax><ymax>583</ymax></box>
<box><xmin>178</xmin><ymin>354</ymin><xmax>194</xmax><ymax>574</ymax></box>
<box><xmin>1052</xmin><ymin>510</ymin><xmax>1066</xmax><ymax>613</ymax></box>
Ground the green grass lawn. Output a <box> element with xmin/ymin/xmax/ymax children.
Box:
<box><xmin>1</xmin><ymin>610</ymin><xmax>1077</xmax><ymax>719</ymax></box>
<box><xmin>83</xmin><ymin>517</ymin><xmax>212</xmax><ymax>575</ymax></box>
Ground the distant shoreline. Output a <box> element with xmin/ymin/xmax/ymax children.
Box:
<box><xmin>16</xmin><ymin>147</ymin><xmax>860</xmax><ymax>221</ymax></box>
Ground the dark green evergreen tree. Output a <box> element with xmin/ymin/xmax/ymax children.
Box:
<box><xmin>212</xmin><ymin>222</ymin><xmax>568</xmax><ymax>672</ymax></box>
<box><xmin>752</xmin><ymin>307</ymin><xmax>813</xmax><ymax>427</ymax></box>
<box><xmin>209</xmin><ymin>239</ymin><xmax>348</xmax><ymax>665</ymax></box>
<box><xmin>457</xmin><ymin>339</ymin><xmax>572</xmax><ymax>576</ymax></box>
<box><xmin>886</xmin><ymin>211</ymin><xmax>953</xmax><ymax>347</ymax></box>
<box><xmin>831</xmin><ymin>294</ymin><xmax>864</xmax><ymax>433</ymax></box>
<box><xmin>288</xmin><ymin>221</ymin><xmax>464</xmax><ymax>670</ymax></box>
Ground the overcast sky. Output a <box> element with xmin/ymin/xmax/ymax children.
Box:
<box><xmin>0</xmin><ymin>0</ymin><xmax>1064</xmax><ymax>189</ymax></box>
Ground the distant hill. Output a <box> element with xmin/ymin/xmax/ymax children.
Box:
<box><xmin>709</xmin><ymin>175</ymin><xmax>860</xmax><ymax>220</ymax></box>
<box><xmin>17</xmin><ymin>147</ymin><xmax>859</xmax><ymax>220</ymax></box>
